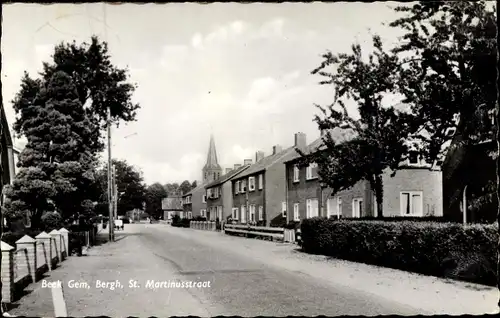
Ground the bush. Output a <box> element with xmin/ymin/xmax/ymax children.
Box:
<box><xmin>301</xmin><ymin>218</ymin><xmax>498</xmax><ymax>286</ymax></box>
<box><xmin>41</xmin><ymin>212</ymin><xmax>63</xmax><ymax>232</ymax></box>
<box><xmin>171</xmin><ymin>215</ymin><xmax>191</xmax><ymax>228</ymax></box>
<box><xmin>1</xmin><ymin>229</ymin><xmax>43</xmax><ymax>247</ymax></box>
<box><xmin>193</xmin><ymin>216</ymin><xmax>207</xmax><ymax>221</ymax></box>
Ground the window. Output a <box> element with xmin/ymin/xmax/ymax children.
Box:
<box><xmin>337</xmin><ymin>197</ymin><xmax>342</xmax><ymax>217</ymax></box>
<box><xmin>242</xmin><ymin>179</ymin><xmax>247</xmax><ymax>192</ymax></box>
<box><xmin>306</xmin><ymin>199</ymin><xmax>319</xmax><ymax>218</ymax></box>
<box><xmin>202</xmin><ymin>195</ymin><xmax>206</xmax><ymax>203</ymax></box>
<box><xmin>373</xmin><ymin>195</ymin><xmax>378</xmax><ymax>217</ymax></box>
<box><xmin>352</xmin><ymin>198</ymin><xmax>363</xmax><ymax>218</ymax></box>
<box><xmin>235</xmin><ymin>181</ymin><xmax>240</xmax><ymax>194</ymax></box>
<box><xmin>408</xmin><ymin>151</ymin><xmax>420</xmax><ymax>165</ymax></box>
<box><xmin>293</xmin><ymin>165</ymin><xmax>300</xmax><ymax>182</ymax></box>
<box><xmin>258</xmin><ymin>206</ymin><xmax>264</xmax><ymax>221</ymax></box>
<box><xmin>207</xmin><ymin>188</ymin><xmax>212</xmax><ymax>198</ymax></box>
<box><xmin>180</xmin><ymin>212</ymin><xmax>184</xmax><ymax>219</ymax></box>
<box><xmin>249</xmin><ymin>177</ymin><xmax>256</xmax><ymax>191</ymax></box>
<box><xmin>232</xmin><ymin>208</ymin><xmax>238</xmax><ymax>220</ymax></box>
<box><xmin>258</xmin><ymin>174</ymin><xmax>263</xmax><ymax>190</ymax></box>
<box><xmin>217</xmin><ymin>206</ymin><xmax>222</xmax><ymax>221</ymax></box>
<box><xmin>188</xmin><ymin>212</ymin><xmax>192</xmax><ymax>219</ymax></box>
<box><xmin>213</xmin><ymin>172</ymin><xmax>216</xmax><ymax>180</ymax></box>
<box><xmin>306</xmin><ymin>163</ymin><xmax>318</xmax><ymax>180</ymax></box>
<box><xmin>400</xmin><ymin>191</ymin><xmax>423</xmax><ymax>216</ymax></box>
<box><xmin>241</xmin><ymin>205</ymin><xmax>246</xmax><ymax>223</ymax></box>
<box><xmin>281</xmin><ymin>202</ymin><xmax>287</xmax><ymax>217</ymax></box>
<box><xmin>249</xmin><ymin>205</ymin><xmax>256</xmax><ymax>222</ymax></box>
<box><xmin>293</xmin><ymin>203</ymin><xmax>300</xmax><ymax>221</ymax></box>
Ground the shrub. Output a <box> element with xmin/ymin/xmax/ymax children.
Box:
<box><xmin>41</xmin><ymin>212</ymin><xmax>63</xmax><ymax>232</ymax></box>
<box><xmin>193</xmin><ymin>216</ymin><xmax>207</xmax><ymax>221</ymax></box>
<box><xmin>301</xmin><ymin>217</ymin><xmax>498</xmax><ymax>286</ymax></box>
<box><xmin>1</xmin><ymin>229</ymin><xmax>43</xmax><ymax>247</ymax></box>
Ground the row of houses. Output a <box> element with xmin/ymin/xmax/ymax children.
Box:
<box><xmin>172</xmin><ymin>129</ymin><xmax>444</xmax><ymax>226</ymax></box>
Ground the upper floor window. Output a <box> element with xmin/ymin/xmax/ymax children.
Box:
<box><xmin>242</xmin><ymin>179</ymin><xmax>247</xmax><ymax>192</ymax></box>
<box><xmin>408</xmin><ymin>151</ymin><xmax>419</xmax><ymax>165</ymax></box>
<box><xmin>306</xmin><ymin>162</ymin><xmax>318</xmax><ymax>180</ymax></box>
<box><xmin>249</xmin><ymin>177</ymin><xmax>256</xmax><ymax>191</ymax></box>
<box><xmin>293</xmin><ymin>165</ymin><xmax>300</xmax><ymax>182</ymax></box>
<box><xmin>202</xmin><ymin>194</ymin><xmax>206</xmax><ymax>203</ymax></box>
<box><xmin>258</xmin><ymin>174</ymin><xmax>263</xmax><ymax>190</ymax></box>
<box><xmin>235</xmin><ymin>181</ymin><xmax>240</xmax><ymax>194</ymax></box>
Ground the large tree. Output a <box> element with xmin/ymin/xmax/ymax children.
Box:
<box><xmin>3</xmin><ymin>71</ymin><xmax>97</xmax><ymax>227</ymax></box>
<box><xmin>179</xmin><ymin>180</ymin><xmax>192</xmax><ymax>195</ymax></box>
<box><xmin>95</xmin><ymin>159</ymin><xmax>146</xmax><ymax>216</ymax></box>
<box><xmin>12</xmin><ymin>36</ymin><xmax>140</xmax><ymax>156</ymax></box>
<box><xmin>303</xmin><ymin>35</ymin><xmax>411</xmax><ymax>217</ymax></box>
<box><xmin>145</xmin><ymin>183</ymin><xmax>168</xmax><ymax>219</ymax></box>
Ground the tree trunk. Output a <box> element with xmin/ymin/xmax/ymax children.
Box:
<box><xmin>0</xmin><ymin>107</ymin><xmax>3</xmax><ymax>315</ymax></box>
<box><xmin>374</xmin><ymin>174</ymin><xmax>384</xmax><ymax>219</ymax></box>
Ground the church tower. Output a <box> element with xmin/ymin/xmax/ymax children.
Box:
<box><xmin>202</xmin><ymin>134</ymin><xmax>222</xmax><ymax>183</ymax></box>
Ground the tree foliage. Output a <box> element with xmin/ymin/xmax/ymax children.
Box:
<box><xmin>179</xmin><ymin>180</ymin><xmax>192</xmax><ymax>195</ymax></box>
<box><xmin>4</xmin><ymin>71</ymin><xmax>97</xmax><ymax>227</ymax></box>
<box><xmin>12</xmin><ymin>36</ymin><xmax>140</xmax><ymax>155</ymax></box>
<box><xmin>145</xmin><ymin>183</ymin><xmax>167</xmax><ymax>219</ymax></box>
<box><xmin>95</xmin><ymin>159</ymin><xmax>146</xmax><ymax>216</ymax></box>
<box><xmin>303</xmin><ymin>36</ymin><xmax>412</xmax><ymax>216</ymax></box>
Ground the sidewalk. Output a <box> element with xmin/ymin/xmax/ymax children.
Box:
<box><xmin>5</xmin><ymin>227</ymin><xmax>214</xmax><ymax>317</ymax></box>
<box><xmin>158</xmin><ymin>225</ymin><xmax>500</xmax><ymax>315</ymax></box>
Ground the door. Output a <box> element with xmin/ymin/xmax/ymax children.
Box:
<box><xmin>241</xmin><ymin>206</ymin><xmax>246</xmax><ymax>223</ymax></box>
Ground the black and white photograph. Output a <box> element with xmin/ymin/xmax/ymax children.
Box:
<box><xmin>0</xmin><ymin>1</ymin><xmax>498</xmax><ymax>316</ymax></box>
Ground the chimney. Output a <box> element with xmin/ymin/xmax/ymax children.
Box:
<box><xmin>225</xmin><ymin>168</ymin><xmax>233</xmax><ymax>174</ymax></box>
<box><xmin>294</xmin><ymin>132</ymin><xmax>307</xmax><ymax>151</ymax></box>
<box><xmin>244</xmin><ymin>159</ymin><xmax>253</xmax><ymax>166</ymax></box>
<box><xmin>234</xmin><ymin>164</ymin><xmax>242</xmax><ymax>170</ymax></box>
<box><xmin>272</xmin><ymin>145</ymin><xmax>283</xmax><ymax>155</ymax></box>
<box><xmin>255</xmin><ymin>151</ymin><xmax>265</xmax><ymax>162</ymax></box>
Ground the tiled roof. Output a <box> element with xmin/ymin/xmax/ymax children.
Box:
<box><xmin>205</xmin><ymin>165</ymin><xmax>250</xmax><ymax>188</ymax></box>
<box><xmin>183</xmin><ymin>182</ymin><xmax>208</xmax><ymax>197</ymax></box>
<box><xmin>161</xmin><ymin>197</ymin><xmax>183</xmax><ymax>211</ymax></box>
<box><xmin>234</xmin><ymin>146</ymin><xmax>298</xmax><ymax>180</ymax></box>
<box><xmin>285</xmin><ymin>128</ymin><xmax>357</xmax><ymax>163</ymax></box>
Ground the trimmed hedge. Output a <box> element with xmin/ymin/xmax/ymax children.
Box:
<box><xmin>301</xmin><ymin>217</ymin><xmax>498</xmax><ymax>286</ymax></box>
<box><xmin>2</xmin><ymin>230</ymin><xmax>43</xmax><ymax>247</ymax></box>
<box><xmin>171</xmin><ymin>215</ymin><xmax>190</xmax><ymax>228</ymax></box>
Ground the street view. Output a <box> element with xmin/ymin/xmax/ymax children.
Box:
<box><xmin>0</xmin><ymin>2</ymin><xmax>499</xmax><ymax>317</ymax></box>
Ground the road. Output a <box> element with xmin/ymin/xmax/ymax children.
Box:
<box><xmin>8</xmin><ymin>223</ymin><xmax>498</xmax><ymax>317</ymax></box>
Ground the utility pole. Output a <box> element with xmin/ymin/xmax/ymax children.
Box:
<box><xmin>113</xmin><ymin>165</ymin><xmax>118</xmax><ymax>220</ymax></box>
<box><xmin>107</xmin><ymin>106</ymin><xmax>114</xmax><ymax>242</ymax></box>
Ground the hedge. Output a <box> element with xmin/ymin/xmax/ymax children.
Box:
<box><xmin>2</xmin><ymin>229</ymin><xmax>43</xmax><ymax>247</ymax></box>
<box><xmin>301</xmin><ymin>217</ymin><xmax>498</xmax><ymax>286</ymax></box>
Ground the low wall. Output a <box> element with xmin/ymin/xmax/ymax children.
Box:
<box><xmin>190</xmin><ymin>221</ymin><xmax>217</xmax><ymax>231</ymax></box>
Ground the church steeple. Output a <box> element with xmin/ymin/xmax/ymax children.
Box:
<box><xmin>203</xmin><ymin>134</ymin><xmax>222</xmax><ymax>183</ymax></box>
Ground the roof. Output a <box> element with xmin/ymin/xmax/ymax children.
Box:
<box><xmin>204</xmin><ymin>134</ymin><xmax>222</xmax><ymax>170</ymax></box>
<box><xmin>205</xmin><ymin>165</ymin><xmax>250</xmax><ymax>188</ymax></box>
<box><xmin>0</xmin><ymin>103</ymin><xmax>13</xmax><ymax>148</ymax></box>
<box><xmin>161</xmin><ymin>197</ymin><xmax>183</xmax><ymax>211</ymax></box>
<box><xmin>233</xmin><ymin>146</ymin><xmax>298</xmax><ymax>180</ymax></box>
<box><xmin>285</xmin><ymin>128</ymin><xmax>357</xmax><ymax>163</ymax></box>
<box><xmin>183</xmin><ymin>182</ymin><xmax>208</xmax><ymax>197</ymax></box>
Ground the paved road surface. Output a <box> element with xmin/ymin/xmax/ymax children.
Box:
<box><xmin>7</xmin><ymin>223</ymin><xmax>498</xmax><ymax>316</ymax></box>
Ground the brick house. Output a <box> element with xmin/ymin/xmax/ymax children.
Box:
<box><xmin>205</xmin><ymin>165</ymin><xmax>249</xmax><ymax>221</ymax></box>
<box><xmin>181</xmin><ymin>182</ymin><xmax>208</xmax><ymax>219</ymax></box>
<box><xmin>231</xmin><ymin>143</ymin><xmax>297</xmax><ymax>227</ymax></box>
<box><xmin>161</xmin><ymin>192</ymin><xmax>183</xmax><ymax>220</ymax></box>
<box><xmin>285</xmin><ymin>129</ymin><xmax>443</xmax><ymax>222</ymax></box>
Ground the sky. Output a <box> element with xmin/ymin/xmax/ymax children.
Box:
<box><xmin>2</xmin><ymin>2</ymin><xmax>408</xmax><ymax>185</ymax></box>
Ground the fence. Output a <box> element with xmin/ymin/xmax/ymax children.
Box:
<box><xmin>190</xmin><ymin>221</ymin><xmax>217</xmax><ymax>231</ymax></box>
<box><xmin>1</xmin><ymin>227</ymin><xmax>91</xmax><ymax>304</ymax></box>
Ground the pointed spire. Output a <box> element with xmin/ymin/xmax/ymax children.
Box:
<box><xmin>205</xmin><ymin>134</ymin><xmax>221</xmax><ymax>169</ymax></box>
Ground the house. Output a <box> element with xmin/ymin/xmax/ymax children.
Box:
<box><xmin>205</xmin><ymin>164</ymin><xmax>249</xmax><ymax>221</ymax></box>
<box><xmin>230</xmin><ymin>142</ymin><xmax>298</xmax><ymax>227</ymax></box>
<box><xmin>182</xmin><ymin>181</ymin><xmax>208</xmax><ymax>219</ymax></box>
<box><xmin>285</xmin><ymin>129</ymin><xmax>443</xmax><ymax>222</ymax></box>
<box><xmin>161</xmin><ymin>192</ymin><xmax>183</xmax><ymax>220</ymax></box>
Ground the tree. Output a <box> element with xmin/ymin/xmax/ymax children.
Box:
<box><xmin>4</xmin><ymin>71</ymin><xmax>97</xmax><ymax>227</ymax></box>
<box><xmin>12</xmin><ymin>36</ymin><xmax>140</xmax><ymax>156</ymax></box>
<box><xmin>145</xmin><ymin>183</ymin><xmax>167</xmax><ymax>219</ymax></box>
<box><xmin>179</xmin><ymin>180</ymin><xmax>192</xmax><ymax>195</ymax></box>
<box><xmin>164</xmin><ymin>183</ymin><xmax>180</xmax><ymax>195</ymax></box>
<box><xmin>191</xmin><ymin>180</ymin><xmax>198</xmax><ymax>190</ymax></box>
<box><xmin>302</xmin><ymin>35</ymin><xmax>411</xmax><ymax>217</ymax></box>
<box><xmin>95</xmin><ymin>159</ymin><xmax>146</xmax><ymax>216</ymax></box>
